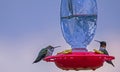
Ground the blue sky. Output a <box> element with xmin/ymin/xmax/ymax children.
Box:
<box><xmin>0</xmin><ymin>0</ymin><xmax>120</xmax><ymax>72</ymax></box>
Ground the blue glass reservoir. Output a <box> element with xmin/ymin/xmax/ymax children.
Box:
<box><xmin>60</xmin><ymin>0</ymin><xmax>97</xmax><ymax>51</ymax></box>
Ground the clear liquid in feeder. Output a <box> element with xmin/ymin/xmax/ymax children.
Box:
<box><xmin>60</xmin><ymin>0</ymin><xmax>97</xmax><ymax>52</ymax></box>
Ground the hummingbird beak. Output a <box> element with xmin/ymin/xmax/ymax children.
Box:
<box><xmin>94</xmin><ymin>40</ymin><xmax>101</xmax><ymax>43</ymax></box>
<box><xmin>53</xmin><ymin>46</ymin><xmax>61</xmax><ymax>48</ymax></box>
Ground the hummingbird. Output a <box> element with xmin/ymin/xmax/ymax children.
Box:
<box><xmin>33</xmin><ymin>45</ymin><xmax>61</xmax><ymax>64</ymax></box>
<box><xmin>95</xmin><ymin>40</ymin><xmax>115</xmax><ymax>67</ymax></box>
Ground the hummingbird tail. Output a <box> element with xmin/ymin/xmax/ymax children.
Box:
<box><xmin>32</xmin><ymin>56</ymin><xmax>43</xmax><ymax>64</ymax></box>
<box><xmin>106</xmin><ymin>61</ymin><xmax>115</xmax><ymax>67</ymax></box>
<box><xmin>32</xmin><ymin>59</ymin><xmax>42</xmax><ymax>64</ymax></box>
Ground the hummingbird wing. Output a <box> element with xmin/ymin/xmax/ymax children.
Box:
<box><xmin>100</xmin><ymin>49</ymin><xmax>115</xmax><ymax>67</ymax></box>
<box><xmin>33</xmin><ymin>48</ymin><xmax>48</xmax><ymax>63</ymax></box>
<box><xmin>100</xmin><ymin>49</ymin><xmax>109</xmax><ymax>55</ymax></box>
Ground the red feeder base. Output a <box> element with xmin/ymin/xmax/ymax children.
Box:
<box><xmin>44</xmin><ymin>52</ymin><xmax>115</xmax><ymax>71</ymax></box>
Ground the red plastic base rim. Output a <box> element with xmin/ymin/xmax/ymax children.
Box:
<box><xmin>44</xmin><ymin>52</ymin><xmax>115</xmax><ymax>71</ymax></box>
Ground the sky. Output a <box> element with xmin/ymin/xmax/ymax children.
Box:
<box><xmin>0</xmin><ymin>0</ymin><xmax>120</xmax><ymax>72</ymax></box>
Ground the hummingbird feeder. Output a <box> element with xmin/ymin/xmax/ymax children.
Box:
<box><xmin>44</xmin><ymin>0</ymin><xmax>115</xmax><ymax>71</ymax></box>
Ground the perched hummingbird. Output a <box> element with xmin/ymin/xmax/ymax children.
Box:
<box><xmin>33</xmin><ymin>45</ymin><xmax>60</xmax><ymax>64</ymax></box>
<box><xmin>95</xmin><ymin>40</ymin><xmax>115</xmax><ymax>67</ymax></box>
